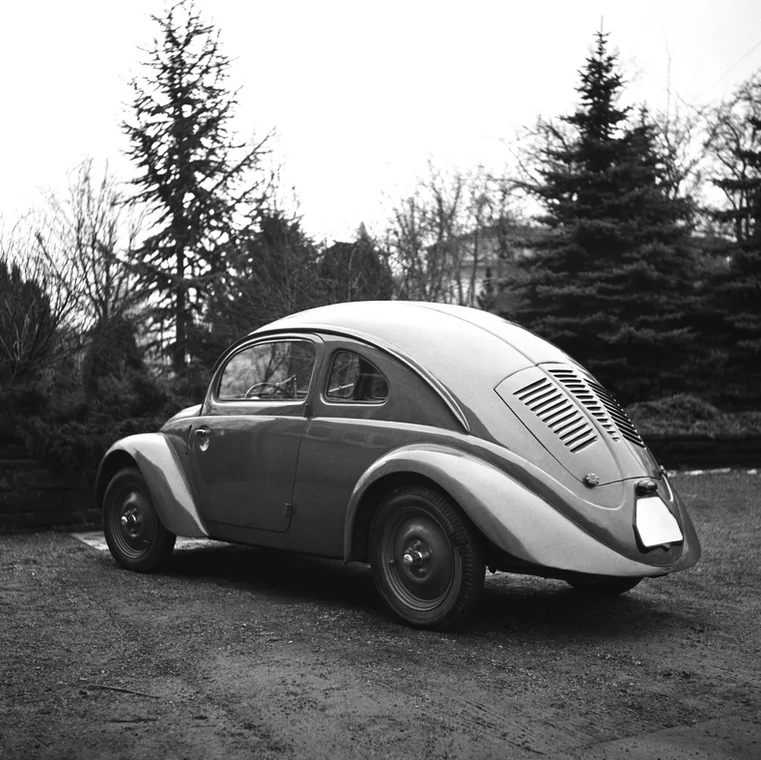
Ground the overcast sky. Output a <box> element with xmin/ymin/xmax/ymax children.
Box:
<box><xmin>2</xmin><ymin>0</ymin><xmax>760</xmax><ymax>242</ymax></box>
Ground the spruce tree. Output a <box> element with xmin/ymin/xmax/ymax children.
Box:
<box><xmin>502</xmin><ymin>33</ymin><xmax>695</xmax><ymax>403</ymax></box>
<box><xmin>123</xmin><ymin>0</ymin><xmax>267</xmax><ymax>372</ymax></box>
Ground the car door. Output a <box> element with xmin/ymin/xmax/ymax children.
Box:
<box><xmin>189</xmin><ymin>337</ymin><xmax>319</xmax><ymax>533</ymax></box>
<box><xmin>286</xmin><ymin>338</ymin><xmax>462</xmax><ymax>557</ymax></box>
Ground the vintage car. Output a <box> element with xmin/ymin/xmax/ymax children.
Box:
<box><xmin>97</xmin><ymin>301</ymin><xmax>701</xmax><ymax>629</ymax></box>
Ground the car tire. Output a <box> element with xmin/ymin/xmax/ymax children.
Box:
<box><xmin>567</xmin><ymin>576</ymin><xmax>642</xmax><ymax>595</ymax></box>
<box><xmin>369</xmin><ymin>485</ymin><xmax>485</xmax><ymax>630</ymax></box>
<box><xmin>103</xmin><ymin>467</ymin><xmax>176</xmax><ymax>573</ymax></box>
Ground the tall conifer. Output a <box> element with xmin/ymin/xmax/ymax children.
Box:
<box><xmin>123</xmin><ymin>0</ymin><xmax>267</xmax><ymax>371</ymax></box>
<box><xmin>502</xmin><ymin>33</ymin><xmax>695</xmax><ymax>403</ymax></box>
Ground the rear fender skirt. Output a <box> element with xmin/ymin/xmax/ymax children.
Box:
<box><xmin>96</xmin><ymin>434</ymin><xmax>208</xmax><ymax>538</ymax></box>
<box><xmin>345</xmin><ymin>443</ymin><xmax>682</xmax><ymax>577</ymax></box>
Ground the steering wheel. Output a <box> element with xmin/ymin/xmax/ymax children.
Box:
<box><xmin>244</xmin><ymin>382</ymin><xmax>281</xmax><ymax>399</ymax></box>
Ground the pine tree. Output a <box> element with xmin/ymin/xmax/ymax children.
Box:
<box><xmin>502</xmin><ymin>33</ymin><xmax>696</xmax><ymax>403</ymax></box>
<box><xmin>123</xmin><ymin>0</ymin><xmax>268</xmax><ymax>372</ymax></box>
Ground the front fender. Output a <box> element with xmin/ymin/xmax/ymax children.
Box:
<box><xmin>344</xmin><ymin>443</ymin><xmax>667</xmax><ymax>577</ymax></box>
<box><xmin>96</xmin><ymin>433</ymin><xmax>208</xmax><ymax>538</ymax></box>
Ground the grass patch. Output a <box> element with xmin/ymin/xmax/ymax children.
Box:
<box><xmin>670</xmin><ymin>470</ymin><xmax>760</xmax><ymax>611</ymax></box>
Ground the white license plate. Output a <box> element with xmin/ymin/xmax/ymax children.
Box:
<box><xmin>635</xmin><ymin>496</ymin><xmax>684</xmax><ymax>548</ymax></box>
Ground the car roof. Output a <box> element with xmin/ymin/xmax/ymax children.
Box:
<box><xmin>253</xmin><ymin>302</ymin><xmax>573</xmax><ymax>406</ymax></box>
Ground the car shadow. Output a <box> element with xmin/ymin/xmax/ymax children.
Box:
<box><xmin>165</xmin><ymin>542</ymin><xmax>382</xmax><ymax>613</ymax></box>
<box><xmin>472</xmin><ymin>575</ymin><xmax>688</xmax><ymax>640</ymax></box>
<box><xmin>158</xmin><ymin>543</ymin><xmax>697</xmax><ymax>641</ymax></box>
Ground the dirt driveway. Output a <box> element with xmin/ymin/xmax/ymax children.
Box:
<box><xmin>1</xmin><ymin>472</ymin><xmax>759</xmax><ymax>759</ymax></box>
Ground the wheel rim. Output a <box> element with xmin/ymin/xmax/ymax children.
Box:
<box><xmin>379</xmin><ymin>506</ymin><xmax>455</xmax><ymax>611</ymax></box>
<box><xmin>108</xmin><ymin>485</ymin><xmax>158</xmax><ymax>560</ymax></box>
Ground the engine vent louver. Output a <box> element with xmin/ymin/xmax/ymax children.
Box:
<box><xmin>548</xmin><ymin>367</ymin><xmax>645</xmax><ymax>448</ymax></box>
<box><xmin>513</xmin><ymin>377</ymin><xmax>598</xmax><ymax>453</ymax></box>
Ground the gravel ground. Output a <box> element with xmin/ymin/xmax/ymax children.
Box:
<box><xmin>1</xmin><ymin>471</ymin><xmax>759</xmax><ymax>759</ymax></box>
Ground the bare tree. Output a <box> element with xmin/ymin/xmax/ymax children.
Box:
<box><xmin>36</xmin><ymin>160</ymin><xmax>144</xmax><ymax>336</ymax></box>
<box><xmin>705</xmin><ymin>73</ymin><xmax>761</xmax><ymax>242</ymax></box>
<box><xmin>385</xmin><ymin>194</ymin><xmax>446</xmax><ymax>302</ymax></box>
<box><xmin>651</xmin><ymin>98</ymin><xmax>710</xmax><ymax>214</ymax></box>
<box><xmin>384</xmin><ymin>164</ymin><xmax>520</xmax><ymax>306</ymax></box>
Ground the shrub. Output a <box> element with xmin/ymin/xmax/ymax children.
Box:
<box><xmin>626</xmin><ymin>394</ymin><xmax>761</xmax><ymax>436</ymax></box>
<box><xmin>0</xmin><ymin>339</ymin><xmax>193</xmax><ymax>478</ymax></box>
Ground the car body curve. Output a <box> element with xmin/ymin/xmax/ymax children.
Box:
<box><xmin>96</xmin><ymin>301</ymin><xmax>701</xmax><ymax>628</ymax></box>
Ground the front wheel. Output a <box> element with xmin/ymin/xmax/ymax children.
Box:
<box><xmin>369</xmin><ymin>485</ymin><xmax>485</xmax><ymax>630</ymax></box>
<box><xmin>567</xmin><ymin>576</ymin><xmax>642</xmax><ymax>595</ymax></box>
<box><xmin>103</xmin><ymin>467</ymin><xmax>176</xmax><ymax>573</ymax></box>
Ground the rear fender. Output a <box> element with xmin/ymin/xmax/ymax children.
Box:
<box><xmin>96</xmin><ymin>433</ymin><xmax>208</xmax><ymax>538</ymax></box>
<box><xmin>344</xmin><ymin>443</ymin><xmax>665</xmax><ymax>577</ymax></box>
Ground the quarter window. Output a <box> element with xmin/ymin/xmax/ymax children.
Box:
<box><xmin>326</xmin><ymin>351</ymin><xmax>388</xmax><ymax>403</ymax></box>
<box><xmin>218</xmin><ymin>340</ymin><xmax>316</xmax><ymax>401</ymax></box>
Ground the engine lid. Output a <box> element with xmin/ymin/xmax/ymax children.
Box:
<box><xmin>495</xmin><ymin>362</ymin><xmax>660</xmax><ymax>486</ymax></box>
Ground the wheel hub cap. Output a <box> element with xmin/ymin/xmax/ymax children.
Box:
<box><xmin>381</xmin><ymin>510</ymin><xmax>455</xmax><ymax>609</ymax></box>
<box><xmin>120</xmin><ymin>507</ymin><xmax>143</xmax><ymax>532</ymax></box>
<box><xmin>402</xmin><ymin>540</ymin><xmax>431</xmax><ymax>569</ymax></box>
<box><xmin>113</xmin><ymin>490</ymin><xmax>154</xmax><ymax>553</ymax></box>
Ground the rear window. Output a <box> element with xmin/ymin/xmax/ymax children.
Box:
<box><xmin>325</xmin><ymin>351</ymin><xmax>388</xmax><ymax>403</ymax></box>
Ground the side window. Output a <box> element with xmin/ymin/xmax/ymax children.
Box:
<box><xmin>218</xmin><ymin>340</ymin><xmax>316</xmax><ymax>401</ymax></box>
<box><xmin>325</xmin><ymin>351</ymin><xmax>388</xmax><ymax>403</ymax></box>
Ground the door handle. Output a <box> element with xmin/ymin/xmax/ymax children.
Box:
<box><xmin>194</xmin><ymin>426</ymin><xmax>211</xmax><ymax>450</ymax></box>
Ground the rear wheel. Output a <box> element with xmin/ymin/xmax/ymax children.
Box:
<box><xmin>370</xmin><ymin>485</ymin><xmax>484</xmax><ymax>630</ymax></box>
<box><xmin>567</xmin><ymin>576</ymin><xmax>642</xmax><ymax>595</ymax></box>
<box><xmin>103</xmin><ymin>467</ymin><xmax>176</xmax><ymax>573</ymax></box>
